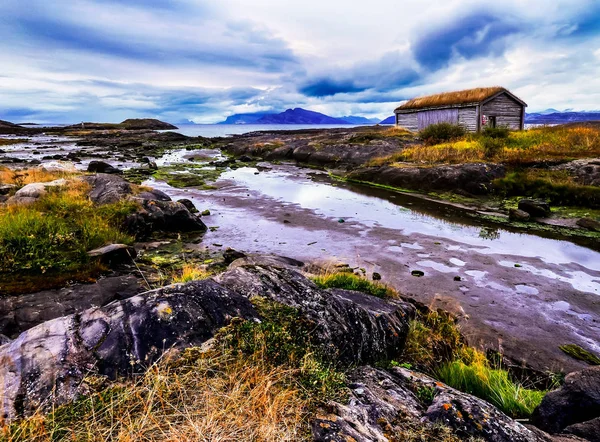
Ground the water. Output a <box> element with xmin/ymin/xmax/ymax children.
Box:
<box><xmin>170</xmin><ymin>123</ymin><xmax>371</xmax><ymax>138</ymax></box>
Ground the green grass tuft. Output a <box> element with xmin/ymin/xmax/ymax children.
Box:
<box><xmin>312</xmin><ymin>272</ymin><xmax>396</xmax><ymax>299</ymax></box>
<box><xmin>436</xmin><ymin>360</ymin><xmax>547</xmax><ymax>418</ymax></box>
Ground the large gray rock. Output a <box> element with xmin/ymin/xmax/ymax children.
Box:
<box><xmin>532</xmin><ymin>366</ymin><xmax>600</xmax><ymax>440</ymax></box>
<box><xmin>0</xmin><ymin>279</ymin><xmax>258</xmax><ymax>419</ymax></box>
<box><xmin>0</xmin><ymin>260</ymin><xmax>414</xmax><ymax>420</ymax></box>
<box><xmin>554</xmin><ymin>159</ymin><xmax>600</xmax><ymax>187</ymax></box>
<box><xmin>82</xmin><ymin>174</ymin><xmax>133</xmax><ymax>205</ymax></box>
<box><xmin>313</xmin><ymin>366</ymin><xmax>545</xmax><ymax>442</ymax></box>
<box><xmin>123</xmin><ymin>199</ymin><xmax>207</xmax><ymax>238</ymax></box>
<box><xmin>215</xmin><ymin>262</ymin><xmax>414</xmax><ymax>366</ymax></box>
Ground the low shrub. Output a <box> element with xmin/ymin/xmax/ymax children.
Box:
<box><xmin>481</xmin><ymin>126</ymin><xmax>510</xmax><ymax>139</ymax></box>
<box><xmin>480</xmin><ymin>136</ymin><xmax>505</xmax><ymax>159</ymax></box>
<box><xmin>171</xmin><ymin>263</ymin><xmax>211</xmax><ymax>284</ymax></box>
<box><xmin>419</xmin><ymin>123</ymin><xmax>466</xmax><ymax>146</ymax></box>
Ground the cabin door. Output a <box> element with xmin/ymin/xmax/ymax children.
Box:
<box><xmin>488</xmin><ymin>116</ymin><xmax>497</xmax><ymax>128</ymax></box>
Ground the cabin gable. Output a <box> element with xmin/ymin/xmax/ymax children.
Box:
<box><xmin>480</xmin><ymin>92</ymin><xmax>525</xmax><ymax>130</ymax></box>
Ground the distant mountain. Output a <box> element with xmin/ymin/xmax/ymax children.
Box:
<box><xmin>380</xmin><ymin>116</ymin><xmax>395</xmax><ymax>124</ymax></box>
<box><xmin>339</xmin><ymin>116</ymin><xmax>380</xmax><ymax>125</ymax></box>
<box><xmin>255</xmin><ymin>108</ymin><xmax>351</xmax><ymax>124</ymax></box>
<box><xmin>525</xmin><ymin>112</ymin><xmax>600</xmax><ymax>124</ymax></box>
<box><xmin>218</xmin><ymin>112</ymin><xmax>273</xmax><ymax>125</ymax></box>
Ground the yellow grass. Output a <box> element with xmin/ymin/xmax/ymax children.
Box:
<box><xmin>2</xmin><ymin>351</ymin><xmax>308</xmax><ymax>442</ymax></box>
<box><xmin>0</xmin><ymin>167</ymin><xmax>78</xmax><ymax>186</ymax></box>
<box><xmin>171</xmin><ymin>264</ymin><xmax>212</xmax><ymax>284</ymax></box>
<box><xmin>368</xmin><ymin>125</ymin><xmax>600</xmax><ymax>166</ymax></box>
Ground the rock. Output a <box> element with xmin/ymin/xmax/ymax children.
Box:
<box><xmin>87</xmin><ymin>244</ymin><xmax>136</xmax><ymax>267</ymax></box>
<box><xmin>8</xmin><ymin>179</ymin><xmax>69</xmax><ymax>205</ymax></box>
<box><xmin>0</xmin><ymin>275</ymin><xmax>143</xmax><ymax>338</ymax></box>
<box><xmin>215</xmin><ymin>262</ymin><xmax>414</xmax><ymax>365</ymax></box>
<box><xmin>0</xmin><ymin>279</ymin><xmax>258</xmax><ymax>420</ymax></box>
<box><xmin>510</xmin><ymin>208</ymin><xmax>531</xmax><ymax>222</ymax></box>
<box><xmin>223</xmin><ymin>248</ymin><xmax>246</xmax><ymax>264</ymax></box>
<box><xmin>348</xmin><ymin>163</ymin><xmax>506</xmax><ymax>195</ymax></box>
<box><xmin>87</xmin><ymin>160</ymin><xmax>122</xmax><ymax>174</ymax></box>
<box><xmin>0</xmin><ymin>334</ymin><xmax>11</xmax><ymax>345</ymax></box>
<box><xmin>518</xmin><ymin>199</ymin><xmax>551</xmax><ymax>218</ymax></box>
<box><xmin>238</xmin><ymin>155</ymin><xmax>253</xmax><ymax>162</ymax></box>
<box><xmin>82</xmin><ymin>174</ymin><xmax>133</xmax><ymax>205</ymax></box>
<box><xmin>554</xmin><ymin>159</ymin><xmax>600</xmax><ymax>187</ymax></box>
<box><xmin>177</xmin><ymin>198</ymin><xmax>198</xmax><ymax>213</ymax></box>
<box><xmin>137</xmin><ymin>188</ymin><xmax>172</xmax><ymax>202</ymax></box>
<box><xmin>0</xmin><ymin>259</ymin><xmax>415</xmax><ymax>420</ymax></box>
<box><xmin>201</xmin><ymin>209</ymin><xmax>211</xmax><ymax>216</ymax></box>
<box><xmin>313</xmin><ymin>365</ymin><xmax>544</xmax><ymax>442</ymax></box>
<box><xmin>563</xmin><ymin>417</ymin><xmax>600</xmax><ymax>440</ymax></box>
<box><xmin>372</xmin><ymin>272</ymin><xmax>382</xmax><ymax>281</ymax></box>
<box><xmin>576</xmin><ymin>217</ymin><xmax>600</xmax><ymax>232</ymax></box>
<box><xmin>40</xmin><ymin>161</ymin><xmax>77</xmax><ymax>172</ymax></box>
<box><xmin>532</xmin><ymin>366</ymin><xmax>600</xmax><ymax>438</ymax></box>
<box><xmin>124</xmin><ymin>200</ymin><xmax>207</xmax><ymax>239</ymax></box>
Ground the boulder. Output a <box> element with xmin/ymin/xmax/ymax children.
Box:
<box><xmin>8</xmin><ymin>179</ymin><xmax>69</xmax><ymax>205</ymax></box>
<box><xmin>124</xmin><ymin>199</ymin><xmax>207</xmax><ymax>239</ymax></box>
<box><xmin>577</xmin><ymin>217</ymin><xmax>600</xmax><ymax>232</ymax></box>
<box><xmin>510</xmin><ymin>208</ymin><xmax>531</xmax><ymax>222</ymax></box>
<box><xmin>82</xmin><ymin>174</ymin><xmax>133</xmax><ymax>205</ymax></box>
<box><xmin>223</xmin><ymin>247</ymin><xmax>246</xmax><ymax>264</ymax></box>
<box><xmin>87</xmin><ymin>160</ymin><xmax>122</xmax><ymax>174</ymax></box>
<box><xmin>518</xmin><ymin>199</ymin><xmax>551</xmax><ymax>218</ymax></box>
<box><xmin>0</xmin><ymin>259</ymin><xmax>414</xmax><ymax>420</ymax></box>
<box><xmin>0</xmin><ymin>184</ymin><xmax>16</xmax><ymax>195</ymax></box>
<box><xmin>313</xmin><ymin>366</ymin><xmax>544</xmax><ymax>442</ymax></box>
<box><xmin>0</xmin><ymin>279</ymin><xmax>258</xmax><ymax>420</ymax></box>
<box><xmin>215</xmin><ymin>263</ymin><xmax>414</xmax><ymax>365</ymax></box>
<box><xmin>532</xmin><ymin>366</ymin><xmax>600</xmax><ymax>439</ymax></box>
<box><xmin>87</xmin><ymin>244</ymin><xmax>137</xmax><ymax>267</ymax></box>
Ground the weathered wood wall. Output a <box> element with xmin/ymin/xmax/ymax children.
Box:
<box><xmin>396</xmin><ymin>113</ymin><xmax>418</xmax><ymax>132</ymax></box>
<box><xmin>481</xmin><ymin>93</ymin><xmax>523</xmax><ymax>130</ymax></box>
<box><xmin>458</xmin><ymin>107</ymin><xmax>478</xmax><ymax>132</ymax></box>
<box><xmin>417</xmin><ymin>109</ymin><xmax>459</xmax><ymax>130</ymax></box>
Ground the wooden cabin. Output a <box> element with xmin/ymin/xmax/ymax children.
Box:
<box><xmin>394</xmin><ymin>87</ymin><xmax>527</xmax><ymax>132</ymax></box>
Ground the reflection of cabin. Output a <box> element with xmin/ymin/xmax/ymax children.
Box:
<box><xmin>394</xmin><ymin>87</ymin><xmax>527</xmax><ymax>132</ymax></box>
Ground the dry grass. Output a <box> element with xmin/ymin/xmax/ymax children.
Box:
<box><xmin>1</xmin><ymin>351</ymin><xmax>309</xmax><ymax>442</ymax></box>
<box><xmin>367</xmin><ymin>125</ymin><xmax>600</xmax><ymax>166</ymax></box>
<box><xmin>396</xmin><ymin>87</ymin><xmax>506</xmax><ymax>111</ymax></box>
<box><xmin>0</xmin><ymin>167</ymin><xmax>77</xmax><ymax>186</ymax></box>
<box><xmin>0</xmin><ymin>139</ymin><xmax>27</xmax><ymax>146</ymax></box>
<box><xmin>171</xmin><ymin>263</ymin><xmax>212</xmax><ymax>284</ymax></box>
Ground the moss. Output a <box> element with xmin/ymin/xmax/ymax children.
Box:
<box><xmin>311</xmin><ymin>272</ymin><xmax>397</xmax><ymax>299</ymax></box>
<box><xmin>153</xmin><ymin>166</ymin><xmax>224</xmax><ymax>188</ymax></box>
<box><xmin>493</xmin><ymin>170</ymin><xmax>600</xmax><ymax>208</ymax></box>
<box><xmin>559</xmin><ymin>344</ymin><xmax>600</xmax><ymax>365</ymax></box>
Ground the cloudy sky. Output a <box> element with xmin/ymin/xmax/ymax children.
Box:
<box><xmin>1</xmin><ymin>0</ymin><xmax>599</xmax><ymax>123</ymax></box>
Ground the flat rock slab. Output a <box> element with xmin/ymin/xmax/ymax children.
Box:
<box><xmin>0</xmin><ymin>275</ymin><xmax>144</xmax><ymax>337</ymax></box>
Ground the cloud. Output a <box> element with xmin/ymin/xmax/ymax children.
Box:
<box><xmin>412</xmin><ymin>11</ymin><xmax>523</xmax><ymax>70</ymax></box>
